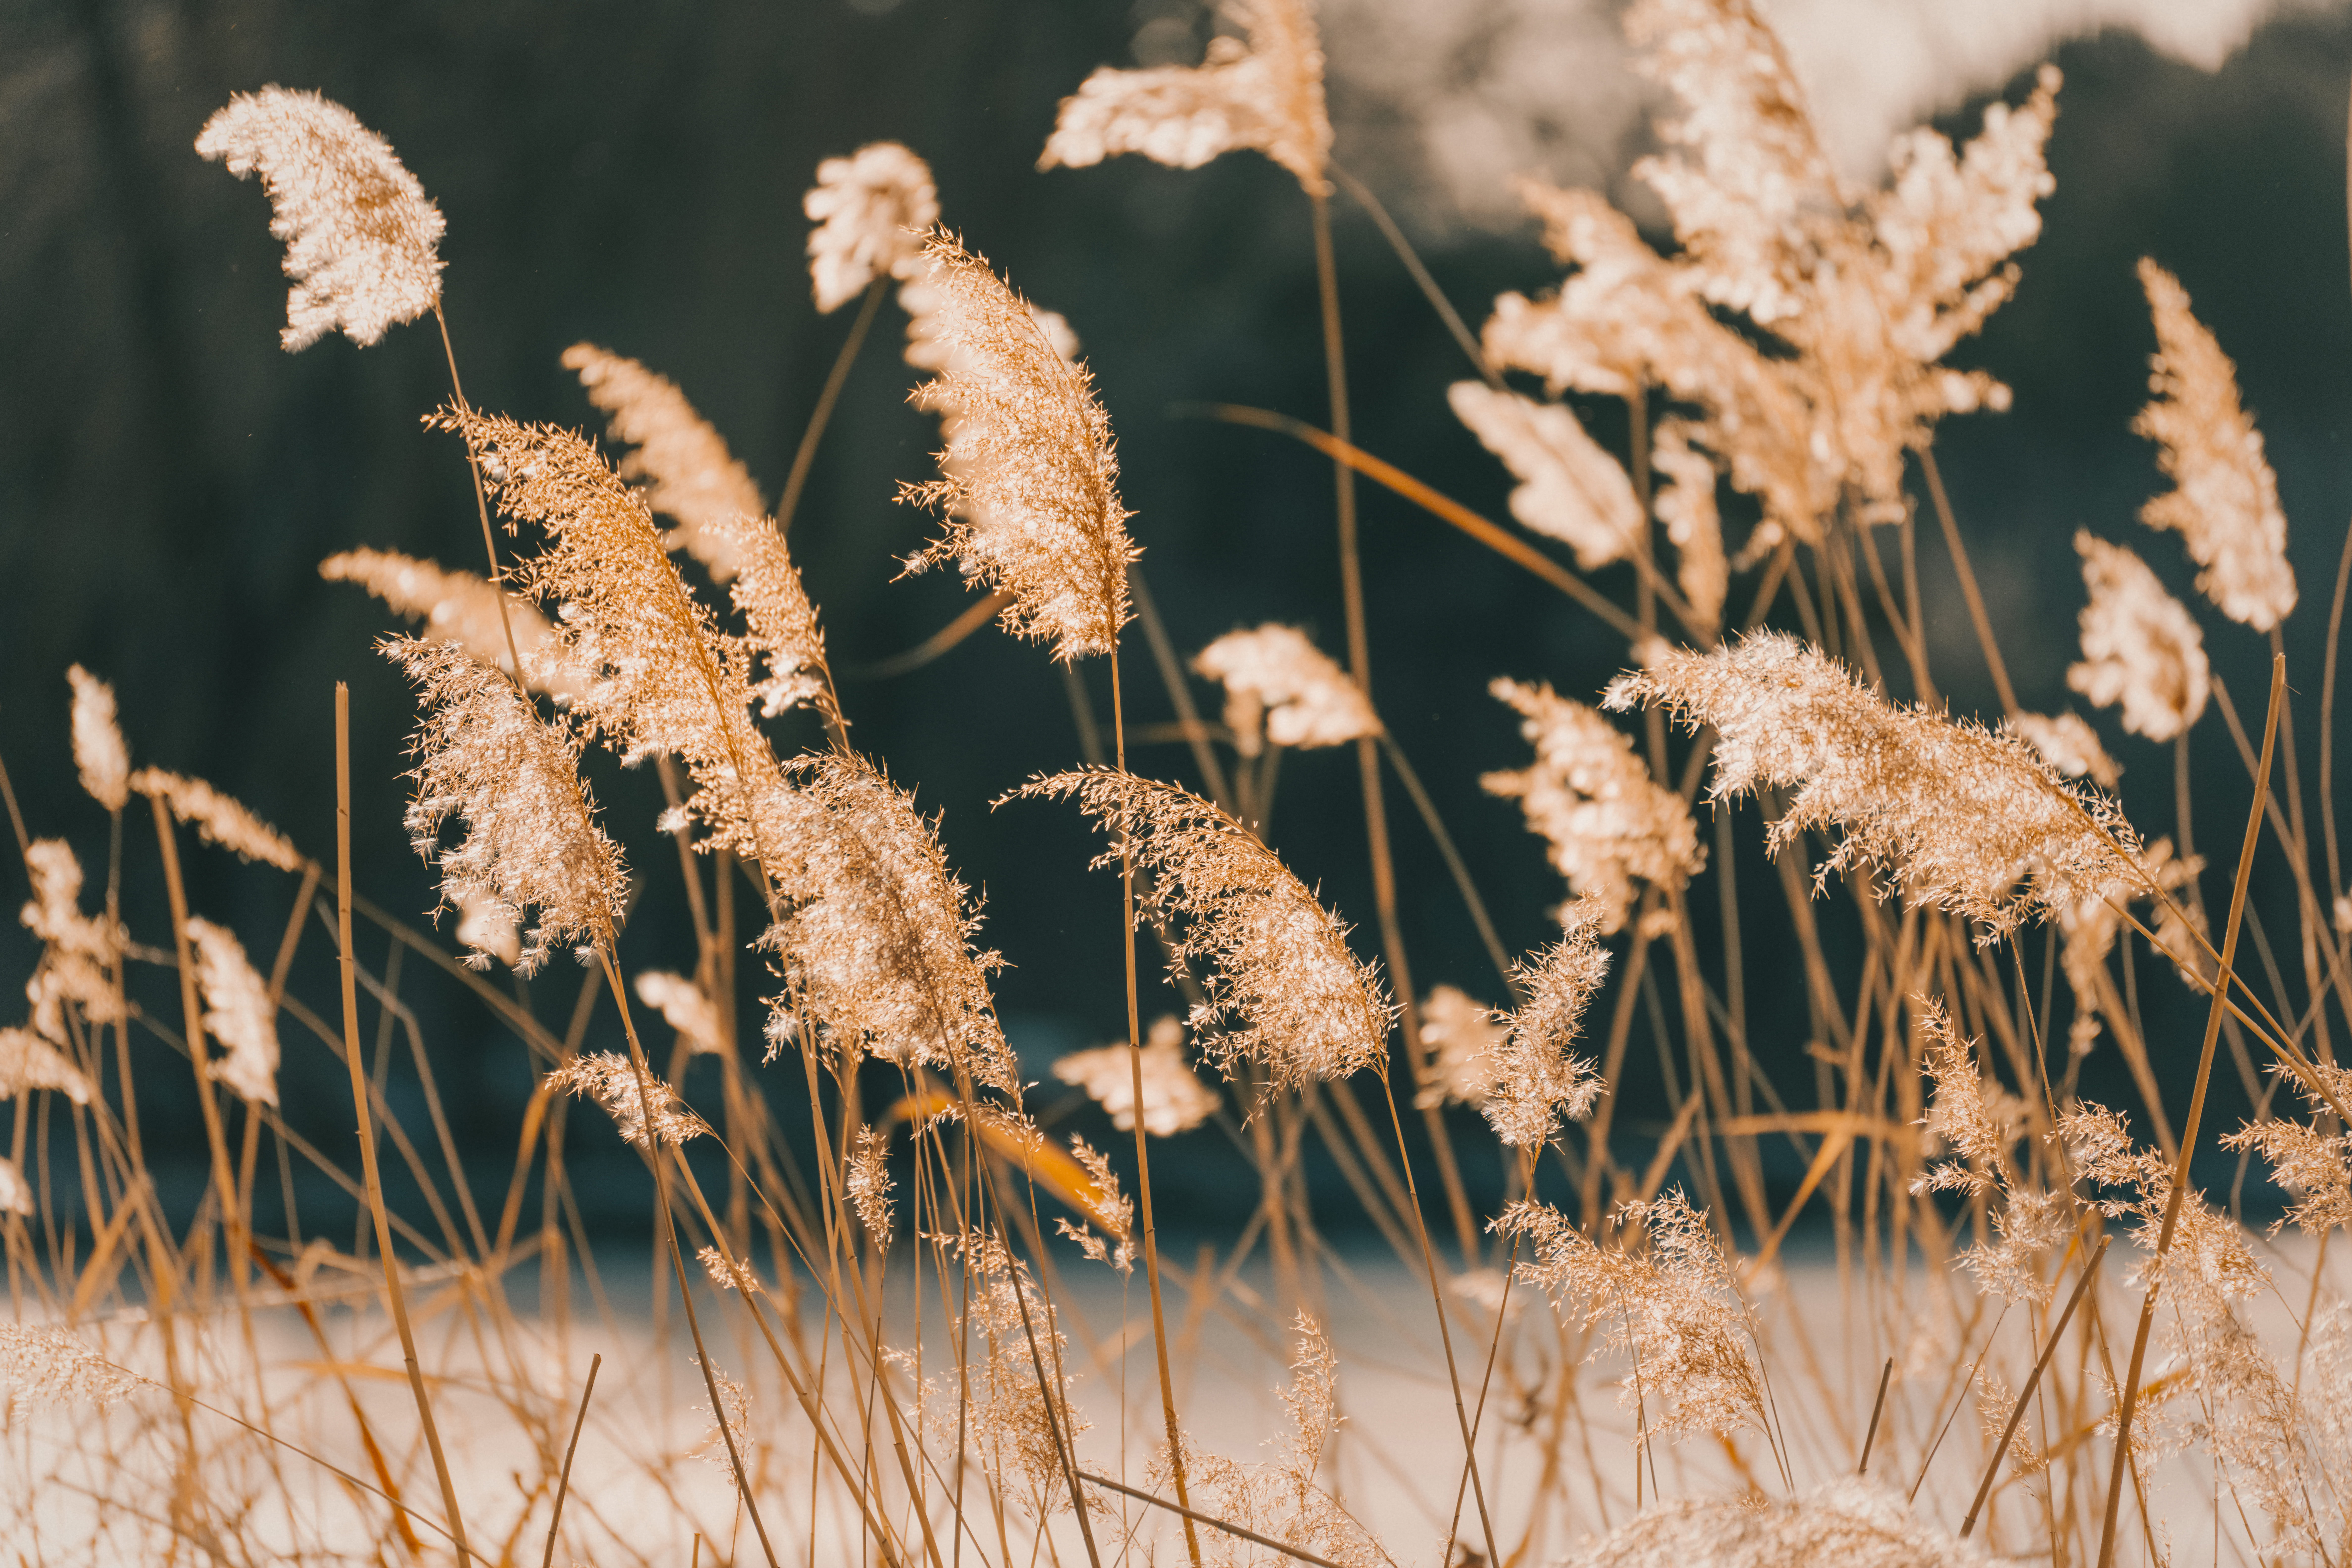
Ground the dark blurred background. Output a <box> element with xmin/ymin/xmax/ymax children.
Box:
<box><xmin>4</xmin><ymin>0</ymin><xmax>2349</xmax><ymax>1249</ymax></box>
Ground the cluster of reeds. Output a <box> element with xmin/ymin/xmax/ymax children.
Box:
<box><xmin>7</xmin><ymin>3</ymin><xmax>2352</xmax><ymax>1565</ymax></box>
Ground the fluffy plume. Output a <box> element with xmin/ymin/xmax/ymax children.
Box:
<box><xmin>2011</xmin><ymin>710</ymin><xmax>2120</xmax><ymax>789</ymax></box>
<box><xmin>195</xmin><ymin>87</ymin><xmax>444</xmax><ymax>350</ymax></box>
<box><xmin>804</xmin><ymin>142</ymin><xmax>940</xmax><ymax>313</ymax></box>
<box><xmin>320</xmin><ymin>548</ymin><xmax>575</xmax><ymax>698</ymax></box>
<box><xmin>1486</xmin><ymin>677</ymin><xmax>1701</xmax><ymax>935</ymax></box>
<box><xmin>67</xmin><ymin>666</ymin><xmax>130</xmax><ymax>813</ymax></box>
<box><xmin>2223</xmin><ymin>1061</ymin><xmax>2352</xmax><ymax>1241</ymax></box>
<box><xmin>1910</xmin><ymin>1000</ymin><xmax>2020</xmax><ymax>1199</ymax></box>
<box><xmin>898</xmin><ymin>233</ymin><xmax>1136</xmax><ymax>661</ymax></box>
<box><xmin>951</xmin><ymin>1236</ymin><xmax>1091</xmax><ymax>1513</ymax></box>
<box><xmin>846</xmin><ymin>1126</ymin><xmax>895</xmax><ymax>1249</ymax></box>
<box><xmin>20</xmin><ymin>841</ymin><xmax>125</xmax><ymax>1043</ymax></box>
<box><xmin>546</xmin><ymin>1052</ymin><xmax>709</xmax><ymax>1149</ymax></box>
<box><xmin>1484</xmin><ymin>907</ymin><xmax>1611</xmax><ymax>1147</ymax></box>
<box><xmin>1650</xmin><ymin>418</ymin><xmax>1727</xmax><ymax>630</ymax></box>
<box><xmin>430</xmin><ymin>408</ymin><xmax>782</xmax><ymax>866</ymax></box>
<box><xmin>563</xmin><ymin>344</ymin><xmax>766</xmax><ymax>582</ymax></box>
<box><xmin>1040</xmin><ymin>0</ymin><xmax>1332</xmax><ymax>195</ymax></box>
<box><xmin>1054</xmin><ymin>1136</ymin><xmax>1137</xmax><ymax>1273</ymax></box>
<box><xmin>1017</xmin><ymin>771</ymin><xmax>1393</xmax><ymax>1090</ymax></box>
<box><xmin>2134</xmin><ymin>260</ymin><xmax>2296</xmax><ymax>631</ymax></box>
<box><xmin>695</xmin><ymin>510</ymin><xmax>834</xmax><ymax>722</ymax></box>
<box><xmin>1052</xmin><ymin>1014</ymin><xmax>1221</xmax><ymax>1137</ymax></box>
<box><xmin>757</xmin><ymin>752</ymin><xmax>1016</xmax><ymax>1094</ymax></box>
<box><xmin>1150</xmin><ymin>1315</ymin><xmax>1388</xmax><ymax>1568</ymax></box>
<box><xmin>0</xmin><ymin>1158</ymin><xmax>28</xmax><ymax>1218</ymax></box>
<box><xmin>0</xmin><ymin>1027</ymin><xmax>95</xmax><ymax>1105</ymax></box>
<box><xmin>691</xmin><ymin>1359</ymin><xmax>754</xmax><ymax>1476</ymax></box>
<box><xmin>1565</xmin><ymin>1477</ymin><xmax>1986</xmax><ymax>1568</ymax></box>
<box><xmin>0</xmin><ymin>1322</ymin><xmax>143</xmax><ymax>1408</ymax></box>
<box><xmin>1415</xmin><ymin>985</ymin><xmax>1504</xmax><ymax>1110</ymax></box>
<box><xmin>1607</xmin><ymin>632</ymin><xmax>2143</xmax><ymax>940</ymax></box>
<box><xmin>1448</xmin><ymin>382</ymin><xmax>1642</xmax><ymax>571</ymax></box>
<box><xmin>633</xmin><ymin>971</ymin><xmax>724</xmax><ymax>1056</ymax></box>
<box><xmin>387</xmin><ymin>637</ymin><xmax>630</xmax><ymax>975</ymax></box>
<box><xmin>2066</xmin><ymin>531</ymin><xmax>2208</xmax><ymax>743</ymax></box>
<box><xmin>186</xmin><ymin>918</ymin><xmax>279</xmax><ymax>1107</ymax></box>
<box><xmin>453</xmin><ymin>884</ymin><xmax>522</xmax><ymax>969</ymax></box>
<box><xmin>1485</xmin><ymin>21</ymin><xmax>2059</xmax><ymax>543</ymax></box>
<box><xmin>1502</xmin><ymin>1189</ymin><xmax>1767</xmax><ymax>1444</ymax></box>
<box><xmin>131</xmin><ymin>770</ymin><xmax>301</xmax><ymax>871</ymax></box>
<box><xmin>1193</xmin><ymin>623</ymin><xmax>1376</xmax><ymax>757</ymax></box>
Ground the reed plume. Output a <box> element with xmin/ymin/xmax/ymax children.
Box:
<box><xmin>1016</xmin><ymin>770</ymin><xmax>1392</xmax><ymax>1089</ymax></box>
<box><xmin>2066</xmin><ymin>531</ymin><xmax>2208</xmax><ymax>742</ymax></box>
<box><xmin>0</xmin><ymin>1324</ymin><xmax>142</xmax><ymax>1409</ymax></box>
<box><xmin>634</xmin><ymin>970</ymin><xmax>725</xmax><ymax>1056</ymax></box>
<box><xmin>387</xmin><ymin>636</ymin><xmax>630</xmax><ymax>974</ymax></box>
<box><xmin>130</xmin><ymin>770</ymin><xmax>301</xmax><ymax>871</ymax></box>
<box><xmin>1567</xmin><ymin>1478</ymin><xmax>1986</xmax><ymax>1568</ymax></box>
<box><xmin>1413</xmin><ymin>984</ymin><xmax>1504</xmax><ymax>1111</ymax></box>
<box><xmin>1447</xmin><ymin>382</ymin><xmax>1644</xmax><ymax>572</ymax></box>
<box><xmin>2223</xmin><ymin>1061</ymin><xmax>2352</xmax><ymax>1240</ymax></box>
<box><xmin>563</xmin><ymin>343</ymin><xmax>767</xmax><ymax>581</ymax></box>
<box><xmin>1607</xmin><ymin>632</ymin><xmax>2143</xmax><ymax>939</ymax></box>
<box><xmin>546</xmin><ymin>1052</ymin><xmax>710</xmax><ymax>1149</ymax></box>
<box><xmin>1482</xmin><ymin>904</ymin><xmax>1610</xmax><ymax>1147</ymax></box>
<box><xmin>186</xmin><ymin>917</ymin><xmax>280</xmax><ymax>1107</ymax></box>
<box><xmin>195</xmin><ymin>86</ymin><xmax>444</xmax><ymax>350</ymax></box>
<box><xmin>66</xmin><ymin>666</ymin><xmax>129</xmax><ymax>813</ymax></box>
<box><xmin>1040</xmin><ymin>0</ymin><xmax>1332</xmax><ymax>195</ymax></box>
<box><xmin>321</xmin><ymin>548</ymin><xmax>575</xmax><ymax>696</ymax></box>
<box><xmin>1485</xmin><ymin>676</ymin><xmax>1701</xmax><ymax>935</ymax></box>
<box><xmin>20</xmin><ymin>841</ymin><xmax>125</xmax><ymax>1043</ymax></box>
<box><xmin>898</xmin><ymin>232</ymin><xmax>1136</xmax><ymax>660</ymax></box>
<box><xmin>2134</xmin><ymin>259</ymin><xmax>2297</xmax><ymax>630</ymax></box>
<box><xmin>757</xmin><ymin>751</ymin><xmax>1017</xmax><ymax>1095</ymax></box>
<box><xmin>0</xmin><ymin>1160</ymin><xmax>28</xmax><ymax>1217</ymax></box>
<box><xmin>845</xmin><ymin>1124</ymin><xmax>895</xmax><ymax>1247</ymax></box>
<box><xmin>1193</xmin><ymin>623</ymin><xmax>1376</xmax><ymax>756</ymax></box>
<box><xmin>804</xmin><ymin>141</ymin><xmax>939</xmax><ymax>313</ymax></box>
<box><xmin>2011</xmin><ymin>710</ymin><xmax>2121</xmax><ymax>789</ymax></box>
<box><xmin>0</xmin><ymin>1026</ymin><xmax>94</xmax><ymax>1104</ymax></box>
<box><xmin>1053</xmin><ymin>1014</ymin><xmax>1221</xmax><ymax>1137</ymax></box>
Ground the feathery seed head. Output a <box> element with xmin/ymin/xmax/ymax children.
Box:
<box><xmin>1040</xmin><ymin>0</ymin><xmax>1332</xmax><ymax>194</ymax></box>
<box><xmin>186</xmin><ymin>918</ymin><xmax>280</xmax><ymax>1107</ymax></box>
<box><xmin>66</xmin><ymin>666</ymin><xmax>130</xmax><ymax>813</ymax></box>
<box><xmin>847</xmin><ymin>1125</ymin><xmax>896</xmax><ymax>1249</ymax></box>
<box><xmin>1052</xmin><ymin>1015</ymin><xmax>1221</xmax><ymax>1137</ymax></box>
<box><xmin>546</xmin><ymin>1052</ymin><xmax>708</xmax><ymax>1149</ymax></box>
<box><xmin>1651</xmin><ymin>419</ymin><xmax>1728</xmax><ymax>631</ymax></box>
<box><xmin>1607</xmin><ymin>632</ymin><xmax>2143</xmax><ymax>939</ymax></box>
<box><xmin>453</xmin><ymin>884</ymin><xmax>522</xmax><ymax>969</ymax></box>
<box><xmin>563</xmin><ymin>344</ymin><xmax>767</xmax><ymax>581</ymax></box>
<box><xmin>804</xmin><ymin>142</ymin><xmax>940</xmax><ymax>313</ymax></box>
<box><xmin>0</xmin><ymin>1322</ymin><xmax>143</xmax><ymax>1409</ymax></box>
<box><xmin>1484</xmin><ymin>905</ymin><xmax>1611</xmax><ymax>1147</ymax></box>
<box><xmin>898</xmin><ymin>232</ymin><xmax>1136</xmax><ymax>661</ymax></box>
<box><xmin>387</xmin><ymin>637</ymin><xmax>629</xmax><ymax>975</ymax></box>
<box><xmin>1415</xmin><ymin>985</ymin><xmax>1504</xmax><ymax>1111</ymax></box>
<box><xmin>2066</xmin><ymin>531</ymin><xmax>2209</xmax><ymax>742</ymax></box>
<box><xmin>2222</xmin><ymin>1062</ymin><xmax>2352</xmax><ymax>1240</ymax></box>
<box><xmin>1486</xmin><ymin>677</ymin><xmax>1701</xmax><ymax>935</ymax></box>
<box><xmin>1567</xmin><ymin>1476</ymin><xmax>1989</xmax><ymax>1567</ymax></box>
<box><xmin>0</xmin><ymin>1027</ymin><xmax>95</xmax><ymax>1105</ymax></box>
<box><xmin>696</xmin><ymin>510</ymin><xmax>834</xmax><ymax>722</ymax></box>
<box><xmin>1448</xmin><ymin>382</ymin><xmax>1642</xmax><ymax>571</ymax></box>
<box><xmin>634</xmin><ymin>971</ymin><xmax>724</xmax><ymax>1056</ymax></box>
<box><xmin>1910</xmin><ymin>999</ymin><xmax>2013</xmax><ymax>1197</ymax></box>
<box><xmin>321</xmin><ymin>548</ymin><xmax>576</xmax><ymax>698</ymax></box>
<box><xmin>755</xmin><ymin>751</ymin><xmax>1016</xmax><ymax>1094</ymax></box>
<box><xmin>2135</xmin><ymin>260</ymin><xmax>2296</xmax><ymax>630</ymax></box>
<box><xmin>0</xmin><ymin>1158</ymin><xmax>28</xmax><ymax>1217</ymax></box>
<box><xmin>20</xmin><ymin>841</ymin><xmax>126</xmax><ymax>1042</ymax></box>
<box><xmin>131</xmin><ymin>770</ymin><xmax>301</xmax><ymax>871</ymax></box>
<box><xmin>1016</xmin><ymin>770</ymin><xmax>1392</xmax><ymax>1091</ymax></box>
<box><xmin>2011</xmin><ymin>710</ymin><xmax>2121</xmax><ymax>789</ymax></box>
<box><xmin>195</xmin><ymin>87</ymin><xmax>444</xmax><ymax>350</ymax></box>
<box><xmin>1193</xmin><ymin>624</ymin><xmax>1375</xmax><ymax>757</ymax></box>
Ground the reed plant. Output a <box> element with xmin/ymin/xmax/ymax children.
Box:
<box><xmin>8</xmin><ymin>3</ymin><xmax>2352</xmax><ymax>1565</ymax></box>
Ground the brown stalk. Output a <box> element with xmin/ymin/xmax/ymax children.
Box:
<box><xmin>1109</xmin><ymin>645</ymin><xmax>1206</xmax><ymax>1568</ymax></box>
<box><xmin>1917</xmin><ymin>446</ymin><xmax>2020</xmax><ymax>720</ymax></box>
<box><xmin>1857</xmin><ymin>1356</ymin><xmax>1894</xmax><ymax>1475</ymax></box>
<box><xmin>335</xmin><ymin>683</ymin><xmax>470</xmax><ymax>1563</ymax></box>
<box><xmin>1963</xmin><ymin>1238</ymin><xmax>2107</xmax><ymax>1538</ymax></box>
<box><xmin>780</xmin><ymin>272</ymin><xmax>888</xmax><ymax>538</ymax></box>
<box><xmin>541</xmin><ymin>1352</ymin><xmax>601</xmax><ymax>1568</ymax></box>
<box><xmin>1079</xmin><ymin>1469</ymin><xmax>1349</xmax><ymax>1568</ymax></box>
<box><xmin>2094</xmin><ymin>653</ymin><xmax>2285</xmax><ymax>1568</ymax></box>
